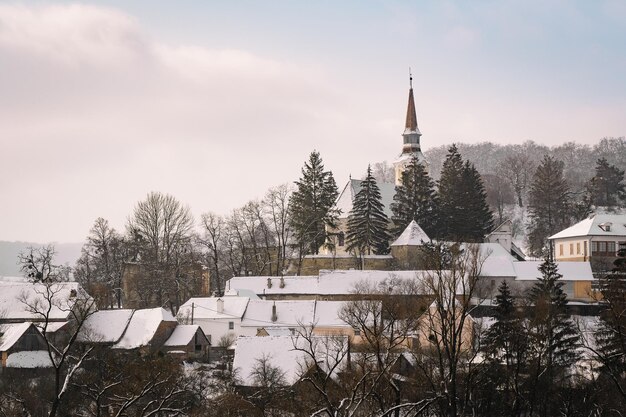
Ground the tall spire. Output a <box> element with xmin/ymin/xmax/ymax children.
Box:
<box><xmin>404</xmin><ymin>69</ymin><xmax>420</xmax><ymax>134</ymax></box>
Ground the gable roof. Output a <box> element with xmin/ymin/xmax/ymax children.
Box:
<box><xmin>335</xmin><ymin>179</ymin><xmax>395</xmax><ymax>219</ymax></box>
<box><xmin>163</xmin><ymin>325</ymin><xmax>209</xmax><ymax>347</ymax></box>
<box><xmin>549</xmin><ymin>213</ymin><xmax>626</xmax><ymax>240</ymax></box>
<box><xmin>113</xmin><ymin>308</ymin><xmax>176</xmax><ymax>350</ymax></box>
<box><xmin>240</xmin><ymin>300</ymin><xmax>351</xmax><ymax>329</ymax></box>
<box><xmin>0</xmin><ymin>322</ymin><xmax>36</xmax><ymax>351</ymax></box>
<box><xmin>391</xmin><ymin>220</ymin><xmax>430</xmax><ymax>246</ymax></box>
<box><xmin>77</xmin><ymin>309</ymin><xmax>134</xmax><ymax>344</ymax></box>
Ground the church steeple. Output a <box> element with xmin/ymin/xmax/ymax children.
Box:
<box><xmin>401</xmin><ymin>72</ymin><xmax>422</xmax><ymax>155</ymax></box>
<box><xmin>393</xmin><ymin>71</ymin><xmax>428</xmax><ymax>186</ymax></box>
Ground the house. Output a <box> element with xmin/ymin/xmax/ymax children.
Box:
<box><xmin>0</xmin><ymin>322</ymin><xmax>51</xmax><ymax>369</ymax></box>
<box><xmin>485</xmin><ymin>220</ymin><xmax>525</xmax><ymax>261</ymax></box>
<box><xmin>549</xmin><ymin>213</ymin><xmax>626</xmax><ymax>272</ymax></box>
<box><xmin>78</xmin><ymin>308</ymin><xmax>179</xmax><ymax>354</ymax></box>
<box><xmin>177</xmin><ymin>293</ymin><xmax>250</xmax><ymax>347</ymax></box>
<box><xmin>0</xmin><ymin>281</ymin><xmax>91</xmax><ymax>324</ymax></box>
<box><xmin>162</xmin><ymin>325</ymin><xmax>210</xmax><ymax>361</ymax></box>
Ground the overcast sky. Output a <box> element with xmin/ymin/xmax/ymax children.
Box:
<box><xmin>1</xmin><ymin>0</ymin><xmax>625</xmax><ymax>243</ymax></box>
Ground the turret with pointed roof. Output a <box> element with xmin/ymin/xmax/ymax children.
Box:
<box><xmin>394</xmin><ymin>73</ymin><xmax>427</xmax><ymax>185</ymax></box>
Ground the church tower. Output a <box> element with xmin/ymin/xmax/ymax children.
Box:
<box><xmin>393</xmin><ymin>73</ymin><xmax>427</xmax><ymax>185</ymax></box>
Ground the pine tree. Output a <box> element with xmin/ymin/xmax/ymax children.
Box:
<box><xmin>289</xmin><ymin>151</ymin><xmax>339</xmax><ymax>255</ymax></box>
<box><xmin>346</xmin><ymin>166</ymin><xmax>392</xmax><ymax>256</ymax></box>
<box><xmin>460</xmin><ymin>161</ymin><xmax>494</xmax><ymax>241</ymax></box>
<box><xmin>483</xmin><ymin>281</ymin><xmax>528</xmax><ymax>416</ymax></box>
<box><xmin>586</xmin><ymin>157</ymin><xmax>626</xmax><ymax>207</ymax></box>
<box><xmin>527</xmin><ymin>155</ymin><xmax>572</xmax><ymax>257</ymax></box>
<box><xmin>526</xmin><ymin>257</ymin><xmax>580</xmax><ymax>415</ymax></box>
<box><xmin>390</xmin><ymin>156</ymin><xmax>438</xmax><ymax>238</ymax></box>
<box><xmin>438</xmin><ymin>145</ymin><xmax>493</xmax><ymax>241</ymax></box>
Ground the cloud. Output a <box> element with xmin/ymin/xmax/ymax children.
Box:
<box><xmin>0</xmin><ymin>3</ymin><xmax>342</xmax><ymax>242</ymax></box>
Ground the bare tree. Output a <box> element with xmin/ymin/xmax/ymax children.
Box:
<box><xmin>17</xmin><ymin>281</ymin><xmax>96</xmax><ymax>417</ymax></box>
<box><xmin>198</xmin><ymin>212</ymin><xmax>226</xmax><ymax>295</ymax></box>
<box><xmin>75</xmin><ymin>218</ymin><xmax>127</xmax><ymax>308</ymax></box>
<box><xmin>18</xmin><ymin>244</ymin><xmax>70</xmax><ymax>282</ymax></box>
<box><xmin>126</xmin><ymin>192</ymin><xmax>197</xmax><ymax>312</ymax></box>
<box><xmin>497</xmin><ymin>151</ymin><xmax>535</xmax><ymax>208</ymax></box>
<box><xmin>263</xmin><ymin>183</ymin><xmax>293</xmax><ymax>276</ymax></box>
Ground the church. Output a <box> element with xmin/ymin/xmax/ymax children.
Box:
<box><xmin>323</xmin><ymin>77</ymin><xmax>427</xmax><ymax>256</ymax></box>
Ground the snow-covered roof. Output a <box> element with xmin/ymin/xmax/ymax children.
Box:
<box><xmin>163</xmin><ymin>325</ymin><xmax>207</xmax><ymax>347</ymax></box>
<box><xmin>177</xmin><ymin>296</ymin><xmax>249</xmax><ymax>321</ymax></box>
<box><xmin>77</xmin><ymin>309</ymin><xmax>134</xmax><ymax>343</ymax></box>
<box><xmin>6</xmin><ymin>351</ymin><xmax>53</xmax><ymax>368</ymax></box>
<box><xmin>549</xmin><ymin>214</ymin><xmax>626</xmax><ymax>239</ymax></box>
<box><xmin>241</xmin><ymin>300</ymin><xmax>315</xmax><ymax>328</ymax></box>
<box><xmin>0</xmin><ymin>322</ymin><xmax>34</xmax><ymax>351</ymax></box>
<box><xmin>335</xmin><ymin>179</ymin><xmax>395</xmax><ymax>219</ymax></box>
<box><xmin>240</xmin><ymin>300</ymin><xmax>350</xmax><ymax>329</ymax></box>
<box><xmin>113</xmin><ymin>308</ymin><xmax>176</xmax><ymax>350</ymax></box>
<box><xmin>228</xmin><ymin>270</ymin><xmax>439</xmax><ymax>297</ymax></box>
<box><xmin>233</xmin><ymin>335</ymin><xmax>349</xmax><ymax>386</ymax></box>
<box><xmin>391</xmin><ymin>220</ymin><xmax>430</xmax><ymax>246</ymax></box>
<box><xmin>0</xmin><ymin>281</ymin><xmax>88</xmax><ymax>321</ymax></box>
<box><xmin>477</xmin><ymin>243</ymin><xmax>518</xmax><ymax>277</ymax></box>
<box><xmin>512</xmin><ymin>261</ymin><xmax>594</xmax><ymax>281</ymax></box>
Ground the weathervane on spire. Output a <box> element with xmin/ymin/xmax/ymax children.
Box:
<box><xmin>409</xmin><ymin>67</ymin><xmax>413</xmax><ymax>89</ymax></box>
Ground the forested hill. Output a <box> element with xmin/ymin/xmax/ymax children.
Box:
<box><xmin>0</xmin><ymin>241</ymin><xmax>83</xmax><ymax>277</ymax></box>
<box><xmin>424</xmin><ymin>137</ymin><xmax>626</xmax><ymax>189</ymax></box>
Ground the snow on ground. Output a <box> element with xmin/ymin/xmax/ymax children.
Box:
<box><xmin>6</xmin><ymin>351</ymin><xmax>53</xmax><ymax>368</ymax></box>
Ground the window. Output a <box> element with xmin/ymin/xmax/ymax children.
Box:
<box><xmin>592</xmin><ymin>241</ymin><xmax>598</xmax><ymax>253</ymax></box>
<box><xmin>576</xmin><ymin>242</ymin><xmax>580</xmax><ymax>254</ymax></box>
<box><xmin>228</xmin><ymin>321</ymin><xmax>234</xmax><ymax>330</ymax></box>
<box><xmin>608</xmin><ymin>242</ymin><xmax>616</xmax><ymax>253</ymax></box>
<box><xmin>559</xmin><ymin>244</ymin><xmax>563</xmax><ymax>256</ymax></box>
<box><xmin>338</xmin><ymin>232</ymin><xmax>345</xmax><ymax>247</ymax></box>
<box><xmin>599</xmin><ymin>242</ymin><xmax>607</xmax><ymax>253</ymax></box>
<box><xmin>570</xmin><ymin>243</ymin><xmax>574</xmax><ymax>254</ymax></box>
<box><xmin>354</xmin><ymin>329</ymin><xmax>361</xmax><ymax>336</ymax></box>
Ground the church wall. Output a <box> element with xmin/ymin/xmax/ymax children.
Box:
<box><xmin>298</xmin><ymin>255</ymin><xmax>393</xmax><ymax>276</ymax></box>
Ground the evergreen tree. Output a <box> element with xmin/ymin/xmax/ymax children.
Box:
<box><xmin>483</xmin><ymin>281</ymin><xmax>528</xmax><ymax>416</ymax></box>
<box><xmin>460</xmin><ymin>161</ymin><xmax>494</xmax><ymax>241</ymax></box>
<box><xmin>594</xmin><ymin>247</ymin><xmax>626</xmax><ymax>401</ymax></box>
<box><xmin>390</xmin><ymin>156</ymin><xmax>438</xmax><ymax>238</ymax></box>
<box><xmin>345</xmin><ymin>165</ymin><xmax>392</xmax><ymax>255</ymax></box>
<box><xmin>526</xmin><ymin>257</ymin><xmax>580</xmax><ymax>416</ymax></box>
<box><xmin>586</xmin><ymin>157</ymin><xmax>626</xmax><ymax>207</ymax></box>
<box><xmin>289</xmin><ymin>151</ymin><xmax>339</xmax><ymax>255</ymax></box>
<box><xmin>438</xmin><ymin>145</ymin><xmax>493</xmax><ymax>241</ymax></box>
<box><xmin>527</xmin><ymin>155</ymin><xmax>572</xmax><ymax>257</ymax></box>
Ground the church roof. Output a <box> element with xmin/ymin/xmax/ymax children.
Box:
<box><xmin>391</xmin><ymin>220</ymin><xmax>430</xmax><ymax>246</ymax></box>
<box><xmin>404</xmin><ymin>87</ymin><xmax>421</xmax><ymax>135</ymax></box>
<box><xmin>335</xmin><ymin>179</ymin><xmax>395</xmax><ymax>219</ymax></box>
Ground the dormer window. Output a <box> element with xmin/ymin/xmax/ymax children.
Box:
<box><xmin>599</xmin><ymin>222</ymin><xmax>612</xmax><ymax>232</ymax></box>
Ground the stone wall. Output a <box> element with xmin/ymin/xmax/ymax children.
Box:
<box><xmin>297</xmin><ymin>255</ymin><xmax>393</xmax><ymax>276</ymax></box>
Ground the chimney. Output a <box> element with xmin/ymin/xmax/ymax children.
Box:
<box><xmin>279</xmin><ymin>277</ymin><xmax>285</xmax><ymax>288</ymax></box>
<box><xmin>271</xmin><ymin>302</ymin><xmax>277</xmax><ymax>322</ymax></box>
<box><xmin>267</xmin><ymin>278</ymin><xmax>272</xmax><ymax>288</ymax></box>
<box><xmin>216</xmin><ymin>298</ymin><xmax>224</xmax><ymax>313</ymax></box>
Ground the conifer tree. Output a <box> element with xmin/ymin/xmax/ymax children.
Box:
<box><xmin>483</xmin><ymin>281</ymin><xmax>528</xmax><ymax>416</ymax></box>
<box><xmin>586</xmin><ymin>157</ymin><xmax>626</xmax><ymax>207</ymax></box>
<box><xmin>289</xmin><ymin>151</ymin><xmax>339</xmax><ymax>255</ymax></box>
<box><xmin>346</xmin><ymin>166</ymin><xmax>392</xmax><ymax>255</ymax></box>
<box><xmin>526</xmin><ymin>257</ymin><xmax>579</xmax><ymax>415</ymax></box>
<box><xmin>460</xmin><ymin>161</ymin><xmax>494</xmax><ymax>241</ymax></box>
<box><xmin>527</xmin><ymin>155</ymin><xmax>572</xmax><ymax>257</ymax></box>
<box><xmin>438</xmin><ymin>145</ymin><xmax>493</xmax><ymax>241</ymax></box>
<box><xmin>390</xmin><ymin>156</ymin><xmax>438</xmax><ymax>238</ymax></box>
